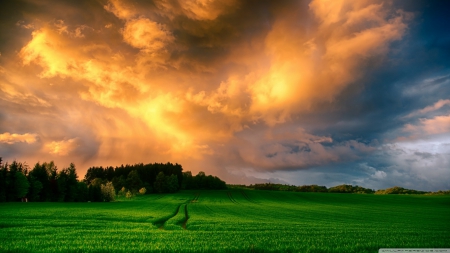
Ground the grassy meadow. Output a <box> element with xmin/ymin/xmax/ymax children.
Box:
<box><xmin>0</xmin><ymin>189</ymin><xmax>449</xmax><ymax>252</ymax></box>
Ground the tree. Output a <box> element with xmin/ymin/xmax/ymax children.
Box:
<box><xmin>42</xmin><ymin>161</ymin><xmax>58</xmax><ymax>201</ymax></box>
<box><xmin>105</xmin><ymin>166</ymin><xmax>115</xmax><ymax>181</ymax></box>
<box><xmin>90</xmin><ymin>178</ymin><xmax>105</xmax><ymax>187</ymax></box>
<box><xmin>88</xmin><ymin>180</ymin><xmax>102</xmax><ymax>202</ymax></box>
<box><xmin>0</xmin><ymin>161</ymin><xmax>7</xmax><ymax>202</ymax></box>
<box><xmin>75</xmin><ymin>182</ymin><xmax>88</xmax><ymax>202</ymax></box>
<box><xmin>56</xmin><ymin>169</ymin><xmax>68</xmax><ymax>202</ymax></box>
<box><xmin>126</xmin><ymin>170</ymin><xmax>143</xmax><ymax>193</ymax></box>
<box><xmin>143</xmin><ymin>182</ymin><xmax>153</xmax><ymax>194</ymax></box>
<box><xmin>64</xmin><ymin>163</ymin><xmax>78</xmax><ymax>201</ymax></box>
<box><xmin>84</xmin><ymin>167</ymin><xmax>105</xmax><ymax>185</ymax></box>
<box><xmin>112</xmin><ymin>176</ymin><xmax>126</xmax><ymax>193</ymax></box>
<box><xmin>167</xmin><ymin>174</ymin><xmax>179</xmax><ymax>193</ymax></box>
<box><xmin>6</xmin><ymin>161</ymin><xmax>28</xmax><ymax>201</ymax></box>
<box><xmin>182</xmin><ymin>171</ymin><xmax>193</xmax><ymax>190</ymax></box>
<box><xmin>153</xmin><ymin>172</ymin><xmax>167</xmax><ymax>193</ymax></box>
<box><xmin>29</xmin><ymin>162</ymin><xmax>50</xmax><ymax>201</ymax></box>
<box><xmin>14</xmin><ymin>171</ymin><xmax>29</xmax><ymax>199</ymax></box>
<box><xmin>101</xmin><ymin>182</ymin><xmax>115</xmax><ymax>202</ymax></box>
<box><xmin>139</xmin><ymin>187</ymin><xmax>147</xmax><ymax>195</ymax></box>
<box><xmin>88</xmin><ymin>185</ymin><xmax>102</xmax><ymax>202</ymax></box>
<box><xmin>195</xmin><ymin>171</ymin><xmax>206</xmax><ymax>189</ymax></box>
<box><xmin>27</xmin><ymin>175</ymin><xmax>43</xmax><ymax>201</ymax></box>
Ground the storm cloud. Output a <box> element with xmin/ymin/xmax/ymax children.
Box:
<box><xmin>0</xmin><ymin>0</ymin><xmax>449</xmax><ymax>190</ymax></box>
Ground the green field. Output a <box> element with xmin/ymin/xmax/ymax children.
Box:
<box><xmin>1</xmin><ymin>190</ymin><xmax>449</xmax><ymax>252</ymax></box>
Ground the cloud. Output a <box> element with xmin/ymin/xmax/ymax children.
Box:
<box><xmin>402</xmin><ymin>74</ymin><xmax>450</xmax><ymax>98</ymax></box>
<box><xmin>5</xmin><ymin>0</ymin><xmax>450</xmax><ymax>192</ymax></box>
<box><xmin>403</xmin><ymin>115</ymin><xmax>450</xmax><ymax>137</ymax></box>
<box><xmin>214</xmin><ymin>127</ymin><xmax>376</xmax><ymax>172</ymax></box>
<box><xmin>104</xmin><ymin>0</ymin><xmax>137</xmax><ymax>20</ymax></box>
<box><xmin>417</xmin><ymin>99</ymin><xmax>450</xmax><ymax>114</ymax></box>
<box><xmin>0</xmin><ymin>132</ymin><xmax>37</xmax><ymax>144</ymax></box>
<box><xmin>13</xmin><ymin>1</ymin><xmax>408</xmax><ymax>158</ymax></box>
<box><xmin>122</xmin><ymin>18</ymin><xmax>174</xmax><ymax>52</ymax></box>
<box><xmin>186</xmin><ymin>0</ymin><xmax>409</xmax><ymax>125</ymax></box>
<box><xmin>0</xmin><ymin>80</ymin><xmax>51</xmax><ymax>108</ymax></box>
<box><xmin>371</xmin><ymin>170</ymin><xmax>387</xmax><ymax>180</ymax></box>
<box><xmin>375</xmin><ymin>139</ymin><xmax>450</xmax><ymax>191</ymax></box>
<box><xmin>177</xmin><ymin>0</ymin><xmax>237</xmax><ymax>20</ymax></box>
<box><xmin>45</xmin><ymin>138</ymin><xmax>79</xmax><ymax>156</ymax></box>
<box><xmin>151</xmin><ymin>0</ymin><xmax>237</xmax><ymax>21</ymax></box>
<box><xmin>405</xmin><ymin>99</ymin><xmax>450</xmax><ymax>118</ymax></box>
<box><xmin>419</xmin><ymin>115</ymin><xmax>450</xmax><ymax>135</ymax></box>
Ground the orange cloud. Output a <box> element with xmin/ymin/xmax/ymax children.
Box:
<box><xmin>403</xmin><ymin>114</ymin><xmax>450</xmax><ymax>140</ymax></box>
<box><xmin>122</xmin><ymin>18</ymin><xmax>174</xmax><ymax>52</ymax></box>
<box><xmin>418</xmin><ymin>99</ymin><xmax>450</xmax><ymax>114</ymax></box>
<box><xmin>45</xmin><ymin>138</ymin><xmax>79</xmax><ymax>156</ymax></box>
<box><xmin>0</xmin><ymin>133</ymin><xmax>37</xmax><ymax>144</ymax></box>
<box><xmin>2</xmin><ymin>0</ymin><xmax>412</xmax><ymax>176</ymax></box>
<box><xmin>247</xmin><ymin>0</ymin><xmax>407</xmax><ymax>125</ymax></box>
<box><xmin>177</xmin><ymin>0</ymin><xmax>237</xmax><ymax>20</ymax></box>
<box><xmin>104</xmin><ymin>0</ymin><xmax>137</xmax><ymax>20</ymax></box>
<box><xmin>184</xmin><ymin>0</ymin><xmax>409</xmax><ymax>126</ymax></box>
<box><xmin>421</xmin><ymin>115</ymin><xmax>450</xmax><ymax>135</ymax></box>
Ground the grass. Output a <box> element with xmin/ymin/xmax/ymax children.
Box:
<box><xmin>0</xmin><ymin>189</ymin><xmax>449</xmax><ymax>252</ymax></box>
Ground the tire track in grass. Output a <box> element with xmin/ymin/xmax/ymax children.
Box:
<box><xmin>155</xmin><ymin>194</ymin><xmax>195</xmax><ymax>230</ymax></box>
<box><xmin>153</xmin><ymin>204</ymin><xmax>181</xmax><ymax>229</ymax></box>
<box><xmin>181</xmin><ymin>204</ymin><xmax>189</xmax><ymax>230</ymax></box>
<box><xmin>191</xmin><ymin>192</ymin><xmax>200</xmax><ymax>203</ymax></box>
<box><xmin>241</xmin><ymin>190</ymin><xmax>257</xmax><ymax>204</ymax></box>
<box><xmin>227</xmin><ymin>191</ymin><xmax>237</xmax><ymax>203</ymax></box>
<box><xmin>164</xmin><ymin>204</ymin><xmax>189</xmax><ymax>230</ymax></box>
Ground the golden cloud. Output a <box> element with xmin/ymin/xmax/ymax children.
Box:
<box><xmin>45</xmin><ymin>138</ymin><xmax>79</xmax><ymax>156</ymax></box>
<box><xmin>122</xmin><ymin>18</ymin><xmax>174</xmax><ymax>52</ymax></box>
<box><xmin>0</xmin><ymin>133</ymin><xmax>37</xmax><ymax>144</ymax></box>
<box><xmin>177</xmin><ymin>0</ymin><xmax>237</xmax><ymax>20</ymax></box>
<box><xmin>3</xmin><ymin>0</ymin><xmax>411</xmax><ymax>174</ymax></box>
<box><xmin>104</xmin><ymin>0</ymin><xmax>137</xmax><ymax>20</ymax></box>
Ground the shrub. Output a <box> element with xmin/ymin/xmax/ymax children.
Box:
<box><xmin>126</xmin><ymin>190</ymin><xmax>133</xmax><ymax>199</ymax></box>
<box><xmin>118</xmin><ymin>187</ymin><xmax>127</xmax><ymax>197</ymax></box>
<box><xmin>101</xmin><ymin>182</ymin><xmax>116</xmax><ymax>202</ymax></box>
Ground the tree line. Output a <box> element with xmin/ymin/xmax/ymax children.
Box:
<box><xmin>84</xmin><ymin>163</ymin><xmax>226</xmax><ymax>194</ymax></box>
<box><xmin>235</xmin><ymin>183</ymin><xmax>450</xmax><ymax>195</ymax></box>
<box><xmin>0</xmin><ymin>160</ymin><xmax>84</xmax><ymax>202</ymax></box>
<box><xmin>0</xmin><ymin>158</ymin><xmax>226</xmax><ymax>202</ymax></box>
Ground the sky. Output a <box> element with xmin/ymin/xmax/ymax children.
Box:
<box><xmin>1</xmin><ymin>0</ymin><xmax>449</xmax><ymax>191</ymax></box>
